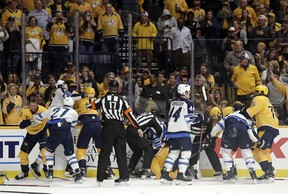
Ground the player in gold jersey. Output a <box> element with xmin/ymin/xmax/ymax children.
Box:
<box><xmin>15</xmin><ymin>96</ymin><xmax>48</xmax><ymax>180</ymax></box>
<box><xmin>75</xmin><ymin>87</ymin><xmax>102</xmax><ymax>176</ymax></box>
<box><xmin>241</xmin><ymin>85</ymin><xmax>279</xmax><ymax>182</ymax></box>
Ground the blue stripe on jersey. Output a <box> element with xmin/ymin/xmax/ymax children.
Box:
<box><xmin>217</xmin><ymin>121</ymin><xmax>225</xmax><ymax>129</ymax></box>
<box><xmin>166</xmin><ymin>132</ymin><xmax>190</xmax><ymax>138</ymax></box>
<box><xmin>38</xmin><ymin>113</ymin><xmax>43</xmax><ymax>119</ymax></box>
<box><xmin>47</xmin><ymin>118</ymin><xmax>65</xmax><ymax>124</ymax></box>
<box><xmin>228</xmin><ymin>115</ymin><xmax>250</xmax><ymax>127</ymax></box>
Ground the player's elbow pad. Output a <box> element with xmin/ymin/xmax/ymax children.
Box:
<box><xmin>19</xmin><ymin>120</ymin><xmax>32</xmax><ymax>129</ymax></box>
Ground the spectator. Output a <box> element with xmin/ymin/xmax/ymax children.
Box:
<box><xmin>1</xmin><ymin>0</ymin><xmax>22</xmax><ymax>27</ymax></box>
<box><xmin>193</xmin><ymin>28</ymin><xmax>207</xmax><ymax>71</ymax></box>
<box><xmin>79</xmin><ymin>66</ymin><xmax>100</xmax><ymax>98</ymax></box>
<box><xmin>163</xmin><ymin>73</ymin><xmax>178</xmax><ymax>116</ymax></box>
<box><xmin>93</xmin><ymin>0</ymin><xmax>115</xmax><ymax>19</ymax></box>
<box><xmin>59</xmin><ymin>63</ymin><xmax>77</xmax><ymax>83</ymax></box>
<box><xmin>132</xmin><ymin>11</ymin><xmax>157</xmax><ymax>72</ymax></box>
<box><xmin>186</xmin><ymin>0</ymin><xmax>205</xmax><ymax>26</ymax></box>
<box><xmin>216</xmin><ymin>2</ymin><xmax>234</xmax><ymax>38</ymax></box>
<box><xmin>28</xmin><ymin>0</ymin><xmax>51</xmax><ymax>42</ymax></box>
<box><xmin>256</xmin><ymin>3</ymin><xmax>268</xmax><ymax>17</ymax></box>
<box><xmin>233</xmin><ymin>0</ymin><xmax>258</xmax><ymax>26</ymax></box>
<box><xmin>248</xmin><ymin>14</ymin><xmax>273</xmax><ymax>53</ymax></box>
<box><xmin>267</xmin><ymin>12</ymin><xmax>281</xmax><ymax>48</ymax></box>
<box><xmin>26</xmin><ymin>75</ymin><xmax>46</xmax><ymax>98</ymax></box>
<box><xmin>199</xmin><ymin>63</ymin><xmax>215</xmax><ymax>90</ymax></box>
<box><xmin>263</xmin><ymin>48</ymin><xmax>279</xmax><ymax>72</ymax></box>
<box><xmin>120</xmin><ymin>0</ymin><xmax>140</xmax><ymax>27</ymax></box>
<box><xmin>142</xmin><ymin>69</ymin><xmax>151</xmax><ymax>86</ymax></box>
<box><xmin>97</xmin><ymin>3</ymin><xmax>124</xmax><ymax>75</ymax></box>
<box><xmin>4</xmin><ymin>16</ymin><xmax>21</xmax><ymax>76</ymax></box>
<box><xmin>2</xmin><ymin>83</ymin><xmax>22</xmax><ymax>125</ymax></box>
<box><xmin>276</xmin><ymin>16</ymin><xmax>288</xmax><ymax>53</ymax></box>
<box><xmin>261</xmin><ymin>60</ymin><xmax>280</xmax><ymax>85</ymax></box>
<box><xmin>98</xmin><ymin>71</ymin><xmax>115</xmax><ymax>97</ymax></box>
<box><xmin>134</xmin><ymin>75</ymin><xmax>144</xmax><ymax>109</ymax></box>
<box><xmin>79</xmin><ymin>10</ymin><xmax>97</xmax><ymax>54</ymax></box>
<box><xmin>231</xmin><ymin>53</ymin><xmax>261</xmax><ymax>106</ymax></box>
<box><xmin>157</xmin><ymin>9</ymin><xmax>177</xmax><ymax>72</ymax></box>
<box><xmin>163</xmin><ymin>0</ymin><xmax>188</xmax><ymax>21</ymax></box>
<box><xmin>140</xmin><ymin>73</ymin><xmax>167</xmax><ymax>116</ymax></box>
<box><xmin>44</xmin><ymin>74</ymin><xmax>56</xmax><ymax>104</ymax></box>
<box><xmin>169</xmin><ymin>18</ymin><xmax>193</xmax><ymax>70</ymax></box>
<box><xmin>239</xmin><ymin>9</ymin><xmax>255</xmax><ymax>33</ymax></box>
<box><xmin>201</xmin><ymin>10</ymin><xmax>221</xmax><ymax>58</ymax></box>
<box><xmin>0</xmin><ymin>25</ymin><xmax>9</xmax><ymax>76</ymax></box>
<box><xmin>254</xmin><ymin>42</ymin><xmax>266</xmax><ymax>71</ymax></box>
<box><xmin>0</xmin><ymin>72</ymin><xmax>7</xmax><ymax>125</ymax></box>
<box><xmin>69</xmin><ymin>0</ymin><xmax>92</xmax><ymax>19</ymax></box>
<box><xmin>270</xmin><ymin>70</ymin><xmax>288</xmax><ymax>124</ymax></box>
<box><xmin>232</xmin><ymin>20</ymin><xmax>248</xmax><ymax>45</ymax></box>
<box><xmin>46</xmin><ymin>10</ymin><xmax>73</xmax><ymax>79</ymax></box>
<box><xmin>210</xmin><ymin>87</ymin><xmax>225</xmax><ymax>108</ymax></box>
<box><xmin>184</xmin><ymin>10</ymin><xmax>197</xmax><ymax>36</ymax></box>
<box><xmin>25</xmin><ymin>16</ymin><xmax>45</xmax><ymax>73</ymax></box>
<box><xmin>50</xmin><ymin>0</ymin><xmax>69</xmax><ymax>17</ymax></box>
<box><xmin>222</xmin><ymin>27</ymin><xmax>238</xmax><ymax>53</ymax></box>
<box><xmin>224</xmin><ymin>39</ymin><xmax>255</xmax><ymax>74</ymax></box>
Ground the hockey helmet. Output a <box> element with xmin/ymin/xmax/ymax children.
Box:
<box><xmin>254</xmin><ymin>85</ymin><xmax>268</xmax><ymax>95</ymax></box>
<box><xmin>56</xmin><ymin>80</ymin><xmax>66</xmax><ymax>88</ymax></box>
<box><xmin>177</xmin><ymin>84</ymin><xmax>191</xmax><ymax>98</ymax></box>
<box><xmin>63</xmin><ymin>97</ymin><xmax>74</xmax><ymax>107</ymax></box>
<box><xmin>108</xmin><ymin>80</ymin><xmax>119</xmax><ymax>88</ymax></box>
<box><xmin>85</xmin><ymin>87</ymin><xmax>95</xmax><ymax>98</ymax></box>
<box><xmin>232</xmin><ymin>101</ymin><xmax>245</xmax><ymax>111</ymax></box>
<box><xmin>209</xmin><ymin>107</ymin><xmax>222</xmax><ymax>117</ymax></box>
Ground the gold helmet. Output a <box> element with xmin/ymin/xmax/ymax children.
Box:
<box><xmin>85</xmin><ymin>87</ymin><xmax>95</xmax><ymax>98</ymax></box>
<box><xmin>232</xmin><ymin>101</ymin><xmax>244</xmax><ymax>111</ymax></box>
<box><xmin>222</xmin><ymin>106</ymin><xmax>233</xmax><ymax>117</ymax></box>
<box><xmin>209</xmin><ymin>107</ymin><xmax>222</xmax><ymax>117</ymax></box>
<box><xmin>254</xmin><ymin>85</ymin><xmax>268</xmax><ymax>95</ymax></box>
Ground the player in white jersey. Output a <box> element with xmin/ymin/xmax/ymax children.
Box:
<box><xmin>49</xmin><ymin>80</ymin><xmax>81</xmax><ymax>109</ymax></box>
<box><xmin>35</xmin><ymin>97</ymin><xmax>83</xmax><ymax>183</ymax></box>
<box><xmin>161</xmin><ymin>84</ymin><xmax>203</xmax><ymax>185</ymax></box>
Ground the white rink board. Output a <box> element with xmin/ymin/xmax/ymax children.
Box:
<box><xmin>0</xmin><ymin>127</ymin><xmax>288</xmax><ymax>171</ymax></box>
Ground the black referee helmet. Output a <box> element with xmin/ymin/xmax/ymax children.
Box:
<box><xmin>108</xmin><ymin>80</ymin><xmax>119</xmax><ymax>92</ymax></box>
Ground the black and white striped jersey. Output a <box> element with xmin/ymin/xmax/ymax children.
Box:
<box><xmin>135</xmin><ymin>112</ymin><xmax>163</xmax><ymax>137</ymax></box>
<box><xmin>95</xmin><ymin>92</ymin><xmax>139</xmax><ymax>128</ymax></box>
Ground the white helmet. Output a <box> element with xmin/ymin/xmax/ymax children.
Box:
<box><xmin>177</xmin><ymin>84</ymin><xmax>191</xmax><ymax>98</ymax></box>
<box><xmin>56</xmin><ymin>80</ymin><xmax>66</xmax><ymax>88</ymax></box>
<box><xmin>63</xmin><ymin>97</ymin><xmax>74</xmax><ymax>107</ymax></box>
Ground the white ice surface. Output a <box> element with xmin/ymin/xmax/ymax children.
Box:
<box><xmin>0</xmin><ymin>177</ymin><xmax>287</xmax><ymax>194</ymax></box>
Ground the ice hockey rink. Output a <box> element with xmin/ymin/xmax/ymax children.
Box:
<box><xmin>0</xmin><ymin>177</ymin><xmax>288</xmax><ymax>194</ymax></box>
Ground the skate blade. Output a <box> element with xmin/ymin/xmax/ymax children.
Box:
<box><xmin>29</xmin><ymin>167</ymin><xmax>40</xmax><ymax>179</ymax></box>
<box><xmin>223</xmin><ymin>179</ymin><xmax>236</xmax><ymax>184</ymax></box>
<box><xmin>75</xmin><ymin>179</ymin><xmax>83</xmax><ymax>184</ymax></box>
<box><xmin>258</xmin><ymin>178</ymin><xmax>275</xmax><ymax>183</ymax></box>
<box><xmin>214</xmin><ymin>176</ymin><xmax>223</xmax><ymax>181</ymax></box>
<box><xmin>115</xmin><ymin>182</ymin><xmax>129</xmax><ymax>186</ymax></box>
<box><xmin>160</xmin><ymin>178</ymin><xmax>173</xmax><ymax>185</ymax></box>
<box><xmin>175</xmin><ymin>180</ymin><xmax>192</xmax><ymax>185</ymax></box>
<box><xmin>64</xmin><ymin>172</ymin><xmax>74</xmax><ymax>178</ymax></box>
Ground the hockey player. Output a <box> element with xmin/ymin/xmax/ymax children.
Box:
<box><xmin>48</xmin><ymin>80</ymin><xmax>81</xmax><ymax>109</ymax></box>
<box><xmin>126</xmin><ymin>101</ymin><xmax>164</xmax><ymax>179</ymax></box>
<box><xmin>209</xmin><ymin>101</ymin><xmax>259</xmax><ymax>183</ymax></box>
<box><xmin>75</xmin><ymin>87</ymin><xmax>102</xmax><ymax>177</ymax></box>
<box><xmin>15</xmin><ymin>96</ymin><xmax>48</xmax><ymax>180</ymax></box>
<box><xmin>161</xmin><ymin>84</ymin><xmax>203</xmax><ymax>185</ymax></box>
<box><xmin>241</xmin><ymin>85</ymin><xmax>279</xmax><ymax>182</ymax></box>
<box><xmin>35</xmin><ymin>97</ymin><xmax>83</xmax><ymax>183</ymax></box>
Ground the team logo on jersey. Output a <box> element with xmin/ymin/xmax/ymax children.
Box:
<box><xmin>30</xmin><ymin>29</ymin><xmax>38</xmax><ymax>35</ymax></box>
<box><xmin>91</xmin><ymin>2</ymin><xmax>100</xmax><ymax>8</ymax></box>
<box><xmin>55</xmin><ymin>28</ymin><xmax>64</xmax><ymax>35</ymax></box>
<box><xmin>251</xmin><ymin>101</ymin><xmax>256</xmax><ymax>106</ymax></box>
<box><xmin>105</xmin><ymin>19</ymin><xmax>116</xmax><ymax>26</ymax></box>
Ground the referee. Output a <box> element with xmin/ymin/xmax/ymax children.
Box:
<box><xmin>95</xmin><ymin>80</ymin><xmax>142</xmax><ymax>185</ymax></box>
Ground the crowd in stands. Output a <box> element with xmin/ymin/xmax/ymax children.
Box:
<box><xmin>1</xmin><ymin>0</ymin><xmax>288</xmax><ymax>125</ymax></box>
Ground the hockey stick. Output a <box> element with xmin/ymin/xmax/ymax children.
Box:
<box><xmin>195</xmin><ymin>86</ymin><xmax>208</xmax><ymax>178</ymax></box>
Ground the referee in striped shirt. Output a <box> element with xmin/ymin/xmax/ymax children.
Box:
<box><xmin>95</xmin><ymin>80</ymin><xmax>142</xmax><ymax>185</ymax></box>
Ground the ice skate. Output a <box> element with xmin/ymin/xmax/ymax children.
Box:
<box><xmin>223</xmin><ymin>168</ymin><xmax>236</xmax><ymax>183</ymax></box>
<box><xmin>248</xmin><ymin>168</ymin><xmax>258</xmax><ymax>184</ymax></box>
<box><xmin>43</xmin><ymin>165</ymin><xmax>49</xmax><ymax>178</ymax></box>
<box><xmin>74</xmin><ymin>169</ymin><xmax>83</xmax><ymax>184</ymax></box>
<box><xmin>213</xmin><ymin>171</ymin><xmax>223</xmax><ymax>180</ymax></box>
<box><xmin>175</xmin><ymin>172</ymin><xmax>192</xmax><ymax>185</ymax></box>
<box><xmin>114</xmin><ymin>178</ymin><xmax>129</xmax><ymax>186</ymax></box>
<box><xmin>141</xmin><ymin>169</ymin><xmax>156</xmax><ymax>180</ymax></box>
<box><xmin>160</xmin><ymin>170</ymin><xmax>173</xmax><ymax>185</ymax></box>
<box><xmin>105</xmin><ymin>166</ymin><xmax>115</xmax><ymax>179</ymax></box>
<box><xmin>30</xmin><ymin>162</ymin><xmax>41</xmax><ymax>178</ymax></box>
<box><xmin>64</xmin><ymin>164</ymin><xmax>74</xmax><ymax>178</ymax></box>
<box><xmin>129</xmin><ymin>169</ymin><xmax>143</xmax><ymax>178</ymax></box>
<box><xmin>258</xmin><ymin>170</ymin><xmax>274</xmax><ymax>183</ymax></box>
<box><xmin>15</xmin><ymin>172</ymin><xmax>28</xmax><ymax>180</ymax></box>
<box><xmin>47</xmin><ymin>168</ymin><xmax>53</xmax><ymax>181</ymax></box>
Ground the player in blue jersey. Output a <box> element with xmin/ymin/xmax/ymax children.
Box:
<box><xmin>161</xmin><ymin>84</ymin><xmax>203</xmax><ymax>185</ymax></box>
<box><xmin>209</xmin><ymin>101</ymin><xmax>259</xmax><ymax>183</ymax></box>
